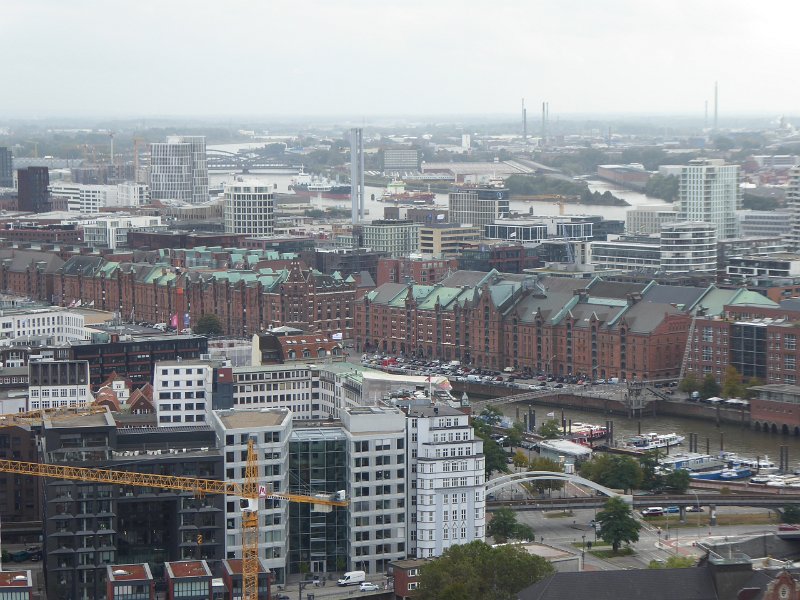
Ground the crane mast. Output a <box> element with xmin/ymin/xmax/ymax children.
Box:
<box><xmin>0</xmin><ymin>406</ymin><xmax>347</xmax><ymax>600</ymax></box>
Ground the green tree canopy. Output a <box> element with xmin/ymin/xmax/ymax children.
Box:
<box><xmin>596</xmin><ymin>496</ymin><xmax>641</xmax><ymax>553</ymax></box>
<box><xmin>193</xmin><ymin>313</ymin><xmax>222</xmax><ymax>336</ymax></box>
<box><xmin>538</xmin><ymin>419</ymin><xmax>562</xmax><ymax>439</ymax></box>
<box><xmin>580</xmin><ymin>454</ymin><xmax>643</xmax><ymax>492</ymax></box>
<box><xmin>507</xmin><ymin>422</ymin><xmax>525</xmax><ymax>448</ymax></box>
<box><xmin>663</xmin><ymin>469</ymin><xmax>691</xmax><ymax>494</ymax></box>
<box><xmin>512</xmin><ymin>450</ymin><xmax>529</xmax><ymax>470</ymax></box>
<box><xmin>639</xmin><ymin>450</ymin><xmax>664</xmax><ymax>491</ymax></box>
<box><xmin>487</xmin><ymin>507</ymin><xmax>534</xmax><ymax>543</ymax></box>
<box><xmin>721</xmin><ymin>365</ymin><xmax>745</xmax><ymax>399</ymax></box>
<box><xmin>679</xmin><ymin>373</ymin><xmax>701</xmax><ymax>394</ymax></box>
<box><xmin>416</xmin><ymin>541</ymin><xmax>554</xmax><ymax>600</ymax></box>
<box><xmin>701</xmin><ymin>374</ymin><xmax>721</xmax><ymax>399</ymax></box>
<box><xmin>783</xmin><ymin>504</ymin><xmax>800</xmax><ymax>524</ymax></box>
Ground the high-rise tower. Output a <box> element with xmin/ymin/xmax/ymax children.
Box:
<box><xmin>677</xmin><ymin>159</ymin><xmax>740</xmax><ymax>239</ymax></box>
<box><xmin>149</xmin><ymin>136</ymin><xmax>208</xmax><ymax>204</ymax></box>
<box><xmin>350</xmin><ymin>128</ymin><xmax>365</xmax><ymax>224</ymax></box>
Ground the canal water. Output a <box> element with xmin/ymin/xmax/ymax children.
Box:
<box><xmin>499</xmin><ymin>400</ymin><xmax>800</xmax><ymax>468</ymax></box>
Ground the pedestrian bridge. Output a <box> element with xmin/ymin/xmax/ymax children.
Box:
<box><xmin>486</xmin><ymin>471</ymin><xmax>628</xmax><ymax>501</ymax></box>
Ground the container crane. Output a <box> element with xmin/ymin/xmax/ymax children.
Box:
<box><xmin>0</xmin><ymin>405</ymin><xmax>348</xmax><ymax>600</ymax></box>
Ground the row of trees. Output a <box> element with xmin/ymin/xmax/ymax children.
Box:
<box><xmin>679</xmin><ymin>366</ymin><xmax>763</xmax><ymax>400</ymax></box>
<box><xmin>580</xmin><ymin>451</ymin><xmax>690</xmax><ymax>494</ymax></box>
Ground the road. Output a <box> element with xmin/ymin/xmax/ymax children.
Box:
<box><xmin>514</xmin><ymin>506</ymin><xmax>777</xmax><ymax>571</ymax></box>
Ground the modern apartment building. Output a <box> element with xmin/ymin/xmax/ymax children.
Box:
<box><xmin>788</xmin><ymin>166</ymin><xmax>800</xmax><ymax>250</ymax></box>
<box><xmin>149</xmin><ymin>136</ymin><xmax>208</xmax><ymax>204</ymax></box>
<box><xmin>484</xmin><ymin>217</ymin><xmax>594</xmax><ymax>243</ymax></box>
<box><xmin>49</xmin><ymin>183</ymin><xmax>119</xmax><ymax>214</ymax></box>
<box><xmin>448</xmin><ymin>186</ymin><xmax>510</xmax><ymax>229</ymax></box>
<box><xmin>659</xmin><ymin>222</ymin><xmax>717</xmax><ymax>274</ymax></box>
<box><xmin>677</xmin><ymin>159</ymin><xmax>741</xmax><ymax>239</ymax></box>
<box><xmin>116</xmin><ymin>182</ymin><xmax>150</xmax><ymax>207</ymax></box>
<box><xmin>223</xmin><ymin>178</ymin><xmax>275</xmax><ymax>236</ymax></box>
<box><xmin>737</xmin><ymin>209</ymin><xmax>792</xmax><ymax>239</ymax></box>
<box><xmin>626</xmin><ymin>205</ymin><xmax>679</xmax><ymax>235</ymax></box>
<box><xmin>406</xmin><ymin>404</ymin><xmax>485</xmax><ymax>558</ymax></box>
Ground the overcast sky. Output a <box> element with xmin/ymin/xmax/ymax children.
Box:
<box><xmin>2</xmin><ymin>0</ymin><xmax>798</xmax><ymax>119</ymax></box>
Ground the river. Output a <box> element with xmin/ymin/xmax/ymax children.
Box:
<box><xmin>498</xmin><ymin>400</ymin><xmax>800</xmax><ymax>467</ymax></box>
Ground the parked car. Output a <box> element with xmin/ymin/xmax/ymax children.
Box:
<box><xmin>360</xmin><ymin>582</ymin><xmax>381</xmax><ymax>592</ymax></box>
<box><xmin>664</xmin><ymin>506</ymin><xmax>680</xmax><ymax>514</ymax></box>
<box><xmin>686</xmin><ymin>506</ymin><xmax>704</xmax><ymax>513</ymax></box>
<box><xmin>641</xmin><ymin>507</ymin><xmax>664</xmax><ymax>517</ymax></box>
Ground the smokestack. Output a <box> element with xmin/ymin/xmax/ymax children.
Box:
<box><xmin>705</xmin><ymin>100</ymin><xmax>708</xmax><ymax>129</ymax></box>
<box><xmin>522</xmin><ymin>98</ymin><xmax>527</xmax><ymax>144</ymax></box>
<box><xmin>714</xmin><ymin>81</ymin><xmax>718</xmax><ymax>131</ymax></box>
<box><xmin>542</xmin><ymin>101</ymin><xmax>546</xmax><ymax>143</ymax></box>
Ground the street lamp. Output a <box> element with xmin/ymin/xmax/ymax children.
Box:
<box><xmin>582</xmin><ymin>534</ymin><xmax>586</xmax><ymax>552</ymax></box>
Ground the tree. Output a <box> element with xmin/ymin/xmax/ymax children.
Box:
<box><xmin>783</xmin><ymin>504</ymin><xmax>800</xmax><ymax>524</ymax></box>
<box><xmin>473</xmin><ymin>418</ymin><xmax>509</xmax><ymax>477</ymax></box>
<box><xmin>580</xmin><ymin>454</ymin><xmax>643</xmax><ymax>492</ymax></box>
<box><xmin>507</xmin><ymin>422</ymin><xmax>524</xmax><ymax>448</ymax></box>
<box><xmin>193</xmin><ymin>313</ymin><xmax>222</xmax><ymax>336</ymax></box>
<box><xmin>721</xmin><ymin>366</ymin><xmax>745</xmax><ymax>399</ymax></box>
<box><xmin>487</xmin><ymin>507</ymin><xmax>534</xmax><ymax>543</ymax></box>
<box><xmin>701</xmin><ymin>374</ymin><xmax>721</xmax><ymax>400</ymax></box>
<box><xmin>512</xmin><ymin>450</ymin><xmax>529</xmax><ymax>471</ymax></box>
<box><xmin>663</xmin><ymin>469</ymin><xmax>691</xmax><ymax>494</ymax></box>
<box><xmin>678</xmin><ymin>373</ymin><xmax>701</xmax><ymax>394</ymax></box>
<box><xmin>649</xmin><ymin>555</ymin><xmax>696</xmax><ymax>569</ymax></box>
<box><xmin>639</xmin><ymin>450</ymin><xmax>664</xmax><ymax>491</ymax></box>
<box><xmin>538</xmin><ymin>419</ymin><xmax>562</xmax><ymax>439</ymax></box>
<box><xmin>527</xmin><ymin>456</ymin><xmax>564</xmax><ymax>494</ymax></box>
<box><xmin>596</xmin><ymin>496</ymin><xmax>641</xmax><ymax>553</ymax></box>
<box><xmin>416</xmin><ymin>541</ymin><xmax>554</xmax><ymax>600</ymax></box>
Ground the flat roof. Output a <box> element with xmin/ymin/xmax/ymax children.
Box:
<box><xmin>45</xmin><ymin>409</ymin><xmax>114</xmax><ymax>429</ymax></box>
<box><xmin>107</xmin><ymin>564</ymin><xmax>153</xmax><ymax>582</ymax></box>
<box><xmin>222</xmin><ymin>559</ymin><xmax>269</xmax><ymax>576</ymax></box>
<box><xmin>166</xmin><ymin>561</ymin><xmax>212</xmax><ymax>579</ymax></box>
<box><xmin>214</xmin><ymin>409</ymin><xmax>289</xmax><ymax>429</ymax></box>
<box><xmin>0</xmin><ymin>570</ymin><xmax>31</xmax><ymax>587</ymax></box>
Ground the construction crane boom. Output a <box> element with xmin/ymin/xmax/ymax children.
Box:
<box><xmin>0</xmin><ymin>407</ymin><xmax>347</xmax><ymax>600</ymax></box>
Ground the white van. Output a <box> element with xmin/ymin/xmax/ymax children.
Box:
<box><xmin>337</xmin><ymin>571</ymin><xmax>366</xmax><ymax>586</ymax></box>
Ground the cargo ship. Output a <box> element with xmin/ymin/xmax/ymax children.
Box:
<box><xmin>380</xmin><ymin>179</ymin><xmax>436</xmax><ymax>204</ymax></box>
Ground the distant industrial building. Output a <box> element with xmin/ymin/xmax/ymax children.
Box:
<box><xmin>596</xmin><ymin>164</ymin><xmax>651</xmax><ymax>190</ymax></box>
<box><xmin>383</xmin><ymin>147</ymin><xmax>420</xmax><ymax>172</ymax></box>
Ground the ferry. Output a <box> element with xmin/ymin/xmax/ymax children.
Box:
<box><xmin>569</xmin><ymin>422</ymin><xmax>608</xmax><ymax>440</ymax></box>
<box><xmin>690</xmin><ymin>466</ymin><xmax>752</xmax><ymax>481</ymax></box>
<box><xmin>623</xmin><ymin>432</ymin><xmax>685</xmax><ymax>451</ymax></box>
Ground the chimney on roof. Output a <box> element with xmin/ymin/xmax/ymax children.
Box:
<box><xmin>627</xmin><ymin>292</ymin><xmax>642</xmax><ymax>306</ymax></box>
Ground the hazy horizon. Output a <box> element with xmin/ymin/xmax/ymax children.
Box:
<box><xmin>3</xmin><ymin>0</ymin><xmax>800</xmax><ymax>120</ymax></box>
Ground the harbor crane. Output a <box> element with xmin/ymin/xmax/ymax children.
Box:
<box><xmin>0</xmin><ymin>406</ymin><xmax>348</xmax><ymax>600</ymax></box>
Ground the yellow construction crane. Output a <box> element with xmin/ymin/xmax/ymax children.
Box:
<box><xmin>0</xmin><ymin>405</ymin><xmax>347</xmax><ymax>600</ymax></box>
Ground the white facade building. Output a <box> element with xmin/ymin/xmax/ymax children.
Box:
<box><xmin>484</xmin><ymin>216</ymin><xmax>593</xmax><ymax>242</ymax></box>
<box><xmin>448</xmin><ymin>186</ymin><xmax>510</xmax><ymax>229</ymax></box>
<box><xmin>82</xmin><ymin>215</ymin><xmax>164</xmax><ymax>249</ymax></box>
<box><xmin>223</xmin><ymin>178</ymin><xmax>275</xmax><ymax>236</ymax></box>
<box><xmin>626</xmin><ymin>205</ymin><xmax>679</xmax><ymax>235</ymax></box>
<box><xmin>677</xmin><ymin>159</ymin><xmax>741</xmax><ymax>239</ymax></box>
<box><xmin>116</xmin><ymin>182</ymin><xmax>150</xmax><ymax>207</ymax></box>
<box><xmin>27</xmin><ymin>359</ymin><xmax>91</xmax><ymax>411</ymax></box>
<box><xmin>149</xmin><ymin>136</ymin><xmax>208</xmax><ymax>204</ymax></box>
<box><xmin>406</xmin><ymin>404</ymin><xmax>485</xmax><ymax>558</ymax></box>
<box><xmin>49</xmin><ymin>183</ymin><xmax>119</xmax><ymax>214</ymax></box>
<box><xmin>360</xmin><ymin>220</ymin><xmax>421</xmax><ymax>258</ymax></box>
<box><xmin>0</xmin><ymin>307</ymin><xmax>87</xmax><ymax>346</ymax></box>
<box><xmin>154</xmin><ymin>360</ymin><xmax>214</xmax><ymax>426</ymax></box>
<box><xmin>231</xmin><ymin>365</ymin><xmax>328</xmax><ymax>419</ymax></box>
<box><xmin>788</xmin><ymin>166</ymin><xmax>800</xmax><ymax>251</ymax></box>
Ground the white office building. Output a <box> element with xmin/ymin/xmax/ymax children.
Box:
<box><xmin>448</xmin><ymin>186</ymin><xmax>510</xmax><ymax>228</ymax></box>
<box><xmin>677</xmin><ymin>159</ymin><xmax>741</xmax><ymax>239</ymax></box>
<box><xmin>27</xmin><ymin>359</ymin><xmax>91</xmax><ymax>410</ymax></box>
<box><xmin>211</xmin><ymin>409</ymin><xmax>291</xmax><ymax>578</ymax></box>
<box><xmin>223</xmin><ymin>178</ymin><xmax>275</xmax><ymax>236</ymax></box>
<box><xmin>230</xmin><ymin>365</ymin><xmax>328</xmax><ymax>419</ymax></box>
<box><xmin>149</xmin><ymin>136</ymin><xmax>209</xmax><ymax>204</ymax></box>
<box><xmin>626</xmin><ymin>205</ymin><xmax>679</xmax><ymax>235</ymax></box>
<box><xmin>484</xmin><ymin>216</ymin><xmax>593</xmax><ymax>242</ymax></box>
<box><xmin>360</xmin><ymin>220</ymin><xmax>421</xmax><ymax>258</ymax></box>
<box><xmin>0</xmin><ymin>307</ymin><xmax>87</xmax><ymax>346</ymax></box>
<box><xmin>406</xmin><ymin>404</ymin><xmax>485</xmax><ymax>558</ymax></box>
<box><xmin>154</xmin><ymin>360</ymin><xmax>214</xmax><ymax>426</ymax></box>
<box><xmin>82</xmin><ymin>215</ymin><xmax>164</xmax><ymax>249</ymax></box>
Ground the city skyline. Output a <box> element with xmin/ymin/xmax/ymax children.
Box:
<box><xmin>2</xmin><ymin>0</ymin><xmax>800</xmax><ymax>118</ymax></box>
